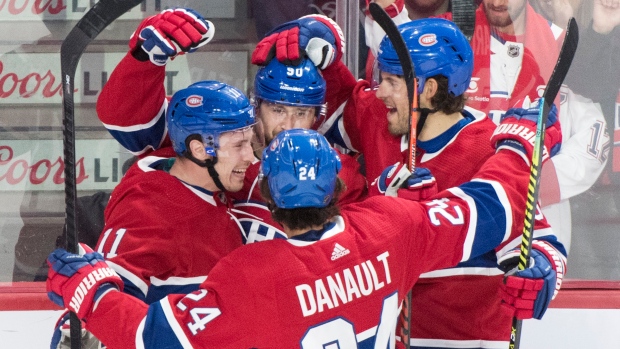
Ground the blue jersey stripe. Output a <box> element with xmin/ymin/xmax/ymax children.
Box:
<box><xmin>142</xmin><ymin>302</ymin><xmax>184</xmax><ymax>349</ymax></box>
<box><xmin>106</xmin><ymin>112</ymin><xmax>167</xmax><ymax>154</ymax></box>
<box><xmin>455</xmin><ymin>180</ymin><xmax>509</xmax><ymax>260</ymax></box>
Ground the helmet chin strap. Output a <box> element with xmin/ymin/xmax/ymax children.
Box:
<box><xmin>186</xmin><ymin>155</ymin><xmax>227</xmax><ymax>192</ymax></box>
<box><xmin>415</xmin><ymin>107</ymin><xmax>437</xmax><ymax>137</ymax></box>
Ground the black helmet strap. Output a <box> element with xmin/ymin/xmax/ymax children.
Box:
<box><xmin>186</xmin><ymin>154</ymin><xmax>226</xmax><ymax>192</ymax></box>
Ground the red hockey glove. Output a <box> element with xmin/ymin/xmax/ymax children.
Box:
<box><xmin>47</xmin><ymin>243</ymin><xmax>123</xmax><ymax>320</ymax></box>
<box><xmin>129</xmin><ymin>8</ymin><xmax>214</xmax><ymax>66</ymax></box>
<box><xmin>491</xmin><ymin>103</ymin><xmax>562</xmax><ymax>166</ymax></box>
<box><xmin>369</xmin><ymin>163</ymin><xmax>438</xmax><ymax>201</ymax></box>
<box><xmin>251</xmin><ymin>14</ymin><xmax>344</xmax><ymax>69</ymax></box>
<box><xmin>498</xmin><ymin>240</ymin><xmax>566</xmax><ymax>320</ymax></box>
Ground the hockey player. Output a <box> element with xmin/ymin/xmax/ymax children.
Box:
<box><xmin>50</xmin><ymin>80</ymin><xmax>256</xmax><ymax>348</ymax></box>
<box><xmin>363</xmin><ymin>0</ymin><xmax>609</xmax><ymax>252</ymax></box>
<box><xmin>46</xmin><ymin>116</ymin><xmax>562</xmax><ymax>348</ymax></box>
<box><xmin>251</xmin><ymin>16</ymin><xmax>567</xmax><ymax>348</ymax></box>
<box><xmin>362</xmin><ymin>18</ymin><xmax>566</xmax><ymax>349</ymax></box>
<box><xmin>231</xmin><ymin>57</ymin><xmax>368</xmax><ymax>211</ymax></box>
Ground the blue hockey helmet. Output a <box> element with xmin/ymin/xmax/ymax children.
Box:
<box><xmin>261</xmin><ymin>129</ymin><xmax>341</xmax><ymax>209</ymax></box>
<box><xmin>254</xmin><ymin>57</ymin><xmax>326</xmax><ymax>107</ymax></box>
<box><xmin>377</xmin><ymin>18</ymin><xmax>473</xmax><ymax>96</ymax></box>
<box><xmin>167</xmin><ymin>81</ymin><xmax>256</xmax><ymax>156</ymax></box>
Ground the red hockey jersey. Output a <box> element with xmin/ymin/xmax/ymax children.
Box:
<box><xmin>85</xmin><ymin>150</ymin><xmax>533</xmax><ymax>348</ymax></box>
<box><xmin>95</xmin><ymin>149</ymin><xmax>243</xmax><ymax>304</ymax></box>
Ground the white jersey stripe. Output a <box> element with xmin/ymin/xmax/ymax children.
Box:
<box><xmin>420</xmin><ymin>267</ymin><xmax>504</xmax><ymax>278</ymax></box>
<box><xmin>150</xmin><ymin>275</ymin><xmax>207</xmax><ymax>287</ymax></box>
<box><xmin>107</xmin><ymin>260</ymin><xmax>148</xmax><ymax>297</ymax></box>
<box><xmin>447</xmin><ymin>187</ymin><xmax>478</xmax><ymax>262</ymax></box>
<box><xmin>135</xmin><ymin>316</ymin><xmax>146</xmax><ymax>349</ymax></box>
<box><xmin>161</xmin><ymin>298</ymin><xmax>193</xmax><ymax>348</ymax></box>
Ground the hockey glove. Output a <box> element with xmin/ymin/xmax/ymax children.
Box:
<box><xmin>491</xmin><ymin>103</ymin><xmax>562</xmax><ymax>166</ymax></box>
<box><xmin>498</xmin><ymin>240</ymin><xmax>566</xmax><ymax>319</ymax></box>
<box><xmin>369</xmin><ymin>163</ymin><xmax>438</xmax><ymax>201</ymax></box>
<box><xmin>251</xmin><ymin>14</ymin><xmax>344</xmax><ymax>69</ymax></box>
<box><xmin>51</xmin><ymin>309</ymin><xmax>105</xmax><ymax>349</ymax></box>
<box><xmin>47</xmin><ymin>243</ymin><xmax>123</xmax><ymax>320</ymax></box>
<box><xmin>129</xmin><ymin>8</ymin><xmax>214</xmax><ymax>66</ymax></box>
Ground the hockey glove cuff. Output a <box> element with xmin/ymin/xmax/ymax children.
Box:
<box><xmin>47</xmin><ymin>243</ymin><xmax>123</xmax><ymax>320</ymax></box>
<box><xmin>491</xmin><ymin>103</ymin><xmax>562</xmax><ymax>166</ymax></box>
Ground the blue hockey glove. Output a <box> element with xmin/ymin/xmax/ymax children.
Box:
<box><xmin>370</xmin><ymin>163</ymin><xmax>438</xmax><ymax>201</ymax></box>
<box><xmin>47</xmin><ymin>243</ymin><xmax>123</xmax><ymax>320</ymax></box>
<box><xmin>251</xmin><ymin>14</ymin><xmax>344</xmax><ymax>69</ymax></box>
<box><xmin>491</xmin><ymin>102</ymin><xmax>562</xmax><ymax>165</ymax></box>
<box><xmin>129</xmin><ymin>8</ymin><xmax>214</xmax><ymax>66</ymax></box>
<box><xmin>498</xmin><ymin>240</ymin><xmax>566</xmax><ymax>319</ymax></box>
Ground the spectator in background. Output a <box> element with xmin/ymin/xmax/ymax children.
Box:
<box><xmin>562</xmin><ymin>0</ymin><xmax>619</xmax><ymax>180</ymax></box>
<box><xmin>529</xmin><ymin>0</ymin><xmax>583</xmax><ymax>29</ymax></box>
<box><xmin>545</xmin><ymin>0</ymin><xmax>620</xmax><ymax>280</ymax></box>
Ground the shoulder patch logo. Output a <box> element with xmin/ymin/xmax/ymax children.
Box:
<box><xmin>331</xmin><ymin>243</ymin><xmax>350</xmax><ymax>261</ymax></box>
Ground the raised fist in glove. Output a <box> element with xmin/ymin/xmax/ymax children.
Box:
<box><xmin>369</xmin><ymin>162</ymin><xmax>438</xmax><ymax>201</ymax></box>
<box><xmin>129</xmin><ymin>8</ymin><xmax>214</xmax><ymax>66</ymax></box>
<box><xmin>251</xmin><ymin>14</ymin><xmax>345</xmax><ymax>69</ymax></box>
<box><xmin>491</xmin><ymin>102</ymin><xmax>562</xmax><ymax>165</ymax></box>
<box><xmin>47</xmin><ymin>243</ymin><xmax>123</xmax><ymax>320</ymax></box>
<box><xmin>498</xmin><ymin>240</ymin><xmax>566</xmax><ymax>320</ymax></box>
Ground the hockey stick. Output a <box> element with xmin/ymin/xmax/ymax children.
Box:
<box><xmin>368</xmin><ymin>3</ymin><xmax>417</xmax><ymax>348</ymax></box>
<box><xmin>509</xmin><ymin>17</ymin><xmax>578</xmax><ymax>349</ymax></box>
<box><xmin>61</xmin><ymin>0</ymin><xmax>142</xmax><ymax>348</ymax></box>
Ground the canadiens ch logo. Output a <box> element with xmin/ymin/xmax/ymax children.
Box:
<box><xmin>507</xmin><ymin>44</ymin><xmax>520</xmax><ymax>58</ymax></box>
<box><xmin>419</xmin><ymin>33</ymin><xmax>437</xmax><ymax>47</ymax></box>
<box><xmin>186</xmin><ymin>95</ymin><xmax>203</xmax><ymax>107</ymax></box>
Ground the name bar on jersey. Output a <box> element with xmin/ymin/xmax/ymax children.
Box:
<box><xmin>295</xmin><ymin>251</ymin><xmax>392</xmax><ymax>317</ymax></box>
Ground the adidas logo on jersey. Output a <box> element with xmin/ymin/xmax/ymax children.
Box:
<box><xmin>331</xmin><ymin>243</ymin><xmax>350</xmax><ymax>261</ymax></box>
